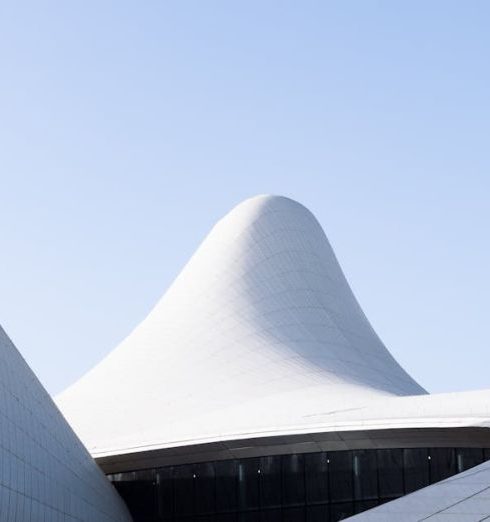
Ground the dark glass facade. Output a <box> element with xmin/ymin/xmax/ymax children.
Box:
<box><xmin>108</xmin><ymin>448</ymin><xmax>489</xmax><ymax>522</ymax></box>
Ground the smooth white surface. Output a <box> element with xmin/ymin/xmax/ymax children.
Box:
<box><xmin>57</xmin><ymin>195</ymin><xmax>436</xmax><ymax>458</ymax></box>
<box><xmin>347</xmin><ymin>459</ymin><xmax>490</xmax><ymax>521</ymax></box>
<box><xmin>0</xmin><ymin>325</ymin><xmax>131</xmax><ymax>522</ymax></box>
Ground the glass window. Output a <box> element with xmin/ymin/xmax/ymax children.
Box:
<box><xmin>283</xmin><ymin>507</ymin><xmax>305</xmax><ymax>522</ymax></box>
<box><xmin>353</xmin><ymin>450</ymin><xmax>377</xmax><ymax>501</ymax></box>
<box><xmin>306</xmin><ymin>505</ymin><xmax>329</xmax><ymax>522</ymax></box>
<box><xmin>197</xmin><ymin>516</ymin><xmax>215</xmax><ymax>522</ymax></box>
<box><xmin>330</xmin><ymin>502</ymin><xmax>353</xmax><ymax>521</ymax></box>
<box><xmin>216</xmin><ymin>460</ymin><xmax>238</xmax><ymax>513</ymax></box>
<box><xmin>195</xmin><ymin>462</ymin><xmax>215</xmax><ymax>514</ymax></box>
<box><xmin>107</xmin><ymin>448</ymin><xmax>490</xmax><ymax>522</ymax></box>
<box><xmin>115</xmin><ymin>470</ymin><xmax>158</xmax><ymax>520</ymax></box>
<box><xmin>305</xmin><ymin>453</ymin><xmax>328</xmax><ymax>505</ymax></box>
<box><xmin>260</xmin><ymin>509</ymin><xmax>282</xmax><ymax>522</ymax></box>
<box><xmin>158</xmin><ymin>467</ymin><xmax>174</xmax><ymax>519</ymax></box>
<box><xmin>282</xmin><ymin>454</ymin><xmax>305</xmax><ymax>506</ymax></box>
<box><xmin>216</xmin><ymin>514</ymin><xmax>237</xmax><ymax>522</ymax></box>
<box><xmin>404</xmin><ymin>448</ymin><xmax>429</xmax><ymax>494</ymax></box>
<box><xmin>328</xmin><ymin>452</ymin><xmax>353</xmax><ymax>502</ymax></box>
<box><xmin>354</xmin><ymin>500</ymin><xmax>378</xmax><ymax>514</ymax></box>
<box><xmin>238</xmin><ymin>458</ymin><xmax>260</xmax><ymax>511</ymax></box>
<box><xmin>377</xmin><ymin>449</ymin><xmax>403</xmax><ymax>499</ymax></box>
<box><xmin>456</xmin><ymin>448</ymin><xmax>483</xmax><ymax>473</ymax></box>
<box><xmin>174</xmin><ymin>465</ymin><xmax>195</xmax><ymax>516</ymax></box>
<box><xmin>259</xmin><ymin>456</ymin><xmax>281</xmax><ymax>509</ymax></box>
<box><xmin>239</xmin><ymin>512</ymin><xmax>260</xmax><ymax>522</ymax></box>
<box><xmin>484</xmin><ymin>448</ymin><xmax>490</xmax><ymax>462</ymax></box>
<box><xmin>429</xmin><ymin>448</ymin><xmax>455</xmax><ymax>483</ymax></box>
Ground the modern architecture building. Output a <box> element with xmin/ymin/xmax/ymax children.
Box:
<box><xmin>2</xmin><ymin>194</ymin><xmax>489</xmax><ymax>521</ymax></box>
<box><xmin>54</xmin><ymin>195</ymin><xmax>490</xmax><ymax>522</ymax></box>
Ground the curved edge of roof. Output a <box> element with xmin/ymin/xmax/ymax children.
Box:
<box><xmin>58</xmin><ymin>194</ymin><xmax>446</xmax><ymax>464</ymax></box>
<box><xmin>91</xmin><ymin>388</ymin><xmax>490</xmax><ymax>460</ymax></box>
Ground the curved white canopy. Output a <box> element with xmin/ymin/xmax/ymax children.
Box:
<box><xmin>59</xmin><ymin>195</ymin><xmax>484</xmax><ymax>462</ymax></box>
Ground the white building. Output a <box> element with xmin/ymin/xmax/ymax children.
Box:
<box><xmin>55</xmin><ymin>195</ymin><xmax>490</xmax><ymax>521</ymax></box>
<box><xmin>3</xmin><ymin>194</ymin><xmax>488</xmax><ymax>522</ymax></box>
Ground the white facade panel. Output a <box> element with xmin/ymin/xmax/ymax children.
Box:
<box><xmin>0</xmin><ymin>326</ymin><xmax>131</xmax><ymax>522</ymax></box>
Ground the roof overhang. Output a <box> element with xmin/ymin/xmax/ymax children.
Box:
<box><xmin>97</xmin><ymin>426</ymin><xmax>490</xmax><ymax>474</ymax></box>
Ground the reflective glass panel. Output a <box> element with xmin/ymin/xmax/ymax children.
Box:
<box><xmin>456</xmin><ymin>448</ymin><xmax>483</xmax><ymax>473</ymax></box>
<box><xmin>108</xmin><ymin>447</ymin><xmax>490</xmax><ymax>522</ymax></box>
<box><xmin>115</xmin><ymin>470</ymin><xmax>158</xmax><ymax>521</ymax></box>
<box><xmin>305</xmin><ymin>453</ymin><xmax>328</xmax><ymax>505</ymax></box>
<box><xmin>282</xmin><ymin>454</ymin><xmax>305</xmax><ymax>506</ymax></box>
<box><xmin>174</xmin><ymin>465</ymin><xmax>195</xmax><ymax>516</ymax></box>
<box><xmin>239</xmin><ymin>512</ymin><xmax>260</xmax><ymax>522</ymax></box>
<box><xmin>238</xmin><ymin>458</ymin><xmax>260</xmax><ymax>511</ymax></box>
<box><xmin>216</xmin><ymin>460</ymin><xmax>238</xmax><ymax>512</ymax></box>
<box><xmin>330</xmin><ymin>502</ymin><xmax>354</xmax><ymax>521</ymax></box>
<box><xmin>195</xmin><ymin>462</ymin><xmax>215</xmax><ymax>514</ymax></box>
<box><xmin>216</xmin><ymin>514</ymin><xmax>237</xmax><ymax>522</ymax></box>
<box><xmin>353</xmin><ymin>450</ymin><xmax>377</xmax><ymax>500</ymax></box>
<box><xmin>429</xmin><ymin>448</ymin><xmax>456</xmax><ymax>483</ymax></box>
<box><xmin>283</xmin><ymin>507</ymin><xmax>305</xmax><ymax>522</ymax></box>
<box><xmin>404</xmin><ymin>448</ymin><xmax>429</xmax><ymax>493</ymax></box>
<box><xmin>377</xmin><ymin>449</ymin><xmax>403</xmax><ymax>499</ymax></box>
<box><xmin>354</xmin><ymin>500</ymin><xmax>378</xmax><ymax>514</ymax></box>
<box><xmin>306</xmin><ymin>505</ymin><xmax>329</xmax><ymax>522</ymax></box>
<box><xmin>259</xmin><ymin>456</ymin><xmax>281</xmax><ymax>509</ymax></box>
<box><xmin>157</xmin><ymin>467</ymin><xmax>174</xmax><ymax>519</ymax></box>
<box><xmin>328</xmin><ymin>452</ymin><xmax>353</xmax><ymax>502</ymax></box>
<box><xmin>260</xmin><ymin>509</ymin><xmax>282</xmax><ymax>522</ymax></box>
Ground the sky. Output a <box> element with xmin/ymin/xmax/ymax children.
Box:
<box><xmin>0</xmin><ymin>1</ymin><xmax>489</xmax><ymax>396</ymax></box>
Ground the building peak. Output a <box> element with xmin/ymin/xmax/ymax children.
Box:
<box><xmin>58</xmin><ymin>196</ymin><xmax>425</xmax><ymax>457</ymax></box>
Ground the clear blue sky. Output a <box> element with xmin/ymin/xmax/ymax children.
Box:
<box><xmin>0</xmin><ymin>1</ymin><xmax>489</xmax><ymax>396</ymax></box>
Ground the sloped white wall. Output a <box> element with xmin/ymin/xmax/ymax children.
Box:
<box><xmin>0</xmin><ymin>326</ymin><xmax>131</xmax><ymax>522</ymax></box>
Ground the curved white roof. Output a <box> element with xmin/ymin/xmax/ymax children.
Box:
<box><xmin>57</xmin><ymin>195</ymin><xmax>442</xmax><ymax>460</ymax></box>
<box><xmin>0</xmin><ymin>325</ymin><xmax>131</xmax><ymax>521</ymax></box>
<box><xmin>58</xmin><ymin>194</ymin><xmax>490</xmax><ymax>467</ymax></box>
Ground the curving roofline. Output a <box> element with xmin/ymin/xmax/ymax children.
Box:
<box><xmin>95</xmin><ymin>387</ymin><xmax>490</xmax><ymax>473</ymax></box>
<box><xmin>56</xmin><ymin>195</ymin><xmax>489</xmax><ymax>473</ymax></box>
